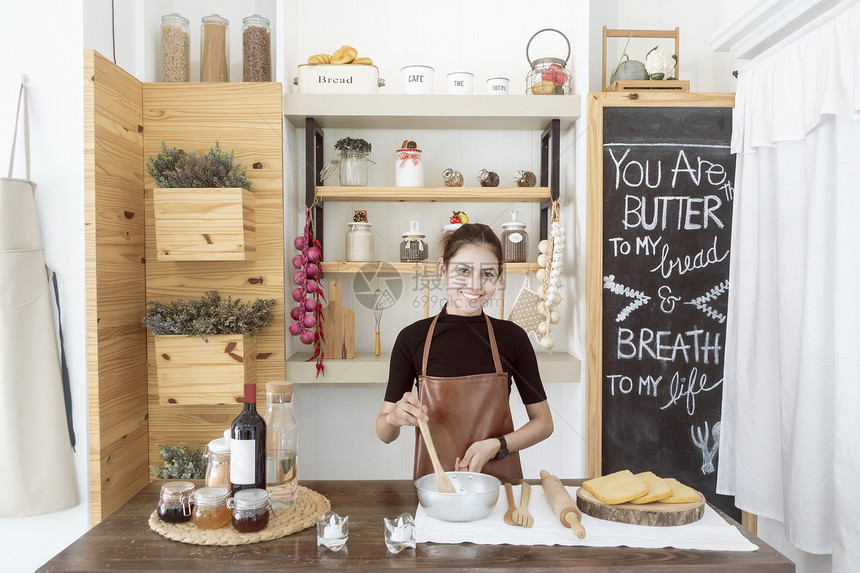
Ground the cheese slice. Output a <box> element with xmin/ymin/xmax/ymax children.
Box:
<box><xmin>629</xmin><ymin>471</ymin><xmax>672</xmax><ymax>504</ymax></box>
<box><xmin>661</xmin><ymin>478</ymin><xmax>699</xmax><ymax>503</ymax></box>
<box><xmin>582</xmin><ymin>470</ymin><xmax>648</xmax><ymax>504</ymax></box>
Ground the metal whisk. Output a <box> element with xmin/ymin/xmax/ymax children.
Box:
<box><xmin>373</xmin><ymin>288</ymin><xmax>384</xmax><ymax>356</ymax></box>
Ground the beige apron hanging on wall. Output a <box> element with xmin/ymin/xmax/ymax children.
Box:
<box><xmin>0</xmin><ymin>77</ymin><xmax>79</xmax><ymax>516</ymax></box>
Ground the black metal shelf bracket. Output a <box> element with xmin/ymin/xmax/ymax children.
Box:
<box><xmin>305</xmin><ymin>117</ymin><xmax>324</xmax><ymax>254</ymax></box>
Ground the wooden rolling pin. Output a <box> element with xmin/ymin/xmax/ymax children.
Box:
<box><xmin>540</xmin><ymin>470</ymin><xmax>586</xmax><ymax>539</ymax></box>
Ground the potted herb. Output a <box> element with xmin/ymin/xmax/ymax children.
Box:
<box><xmin>150</xmin><ymin>443</ymin><xmax>207</xmax><ymax>479</ymax></box>
<box><xmin>146</xmin><ymin>141</ymin><xmax>256</xmax><ymax>261</ymax></box>
<box><xmin>324</xmin><ymin>137</ymin><xmax>374</xmax><ymax>186</ymax></box>
<box><xmin>142</xmin><ymin>291</ymin><xmax>275</xmax><ymax>406</ymax></box>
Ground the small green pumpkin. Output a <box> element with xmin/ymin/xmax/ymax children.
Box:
<box><xmin>609</xmin><ymin>35</ymin><xmax>649</xmax><ymax>84</ymax></box>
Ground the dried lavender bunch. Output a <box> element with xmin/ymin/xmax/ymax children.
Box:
<box><xmin>145</xmin><ymin>141</ymin><xmax>252</xmax><ymax>191</ymax></box>
<box><xmin>141</xmin><ymin>290</ymin><xmax>275</xmax><ymax>341</ymax></box>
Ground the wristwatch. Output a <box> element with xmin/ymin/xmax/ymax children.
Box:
<box><xmin>494</xmin><ymin>435</ymin><xmax>508</xmax><ymax>461</ymax></box>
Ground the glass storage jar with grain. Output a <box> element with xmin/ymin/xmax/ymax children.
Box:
<box><xmin>160</xmin><ymin>13</ymin><xmax>190</xmax><ymax>82</ymax></box>
<box><xmin>346</xmin><ymin>222</ymin><xmax>374</xmax><ymax>262</ymax></box>
<box><xmin>200</xmin><ymin>14</ymin><xmax>230</xmax><ymax>82</ymax></box>
<box><xmin>501</xmin><ymin>211</ymin><xmax>528</xmax><ymax>263</ymax></box>
<box><xmin>204</xmin><ymin>437</ymin><xmax>231</xmax><ymax>489</ymax></box>
<box><xmin>157</xmin><ymin>481</ymin><xmax>194</xmax><ymax>523</ymax></box>
<box><xmin>192</xmin><ymin>487</ymin><xmax>231</xmax><ymax>529</ymax></box>
<box><xmin>242</xmin><ymin>14</ymin><xmax>271</xmax><ymax>82</ymax></box>
<box><xmin>400</xmin><ymin>220</ymin><xmax>428</xmax><ymax>262</ymax></box>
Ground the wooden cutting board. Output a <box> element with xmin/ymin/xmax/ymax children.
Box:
<box><xmin>576</xmin><ymin>487</ymin><xmax>705</xmax><ymax>526</ymax></box>
<box><xmin>320</xmin><ymin>280</ymin><xmax>354</xmax><ymax>359</ymax></box>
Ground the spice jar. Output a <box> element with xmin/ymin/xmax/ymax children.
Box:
<box><xmin>515</xmin><ymin>170</ymin><xmax>537</xmax><ymax>187</ymax></box>
<box><xmin>157</xmin><ymin>481</ymin><xmax>194</xmax><ymax>523</ymax></box>
<box><xmin>346</xmin><ymin>222</ymin><xmax>374</xmax><ymax>261</ymax></box>
<box><xmin>442</xmin><ymin>168</ymin><xmax>463</xmax><ymax>187</ymax></box>
<box><xmin>200</xmin><ymin>14</ymin><xmax>229</xmax><ymax>82</ymax></box>
<box><xmin>160</xmin><ymin>13</ymin><xmax>190</xmax><ymax>82</ymax></box>
<box><xmin>501</xmin><ymin>211</ymin><xmax>529</xmax><ymax>263</ymax></box>
<box><xmin>400</xmin><ymin>220</ymin><xmax>428</xmax><ymax>262</ymax></box>
<box><xmin>242</xmin><ymin>15</ymin><xmax>271</xmax><ymax>82</ymax></box>
<box><xmin>478</xmin><ymin>169</ymin><xmax>500</xmax><ymax>187</ymax></box>
<box><xmin>395</xmin><ymin>141</ymin><xmax>423</xmax><ymax>187</ymax></box>
<box><xmin>229</xmin><ymin>488</ymin><xmax>271</xmax><ymax>533</ymax></box>
<box><xmin>205</xmin><ymin>437</ymin><xmax>231</xmax><ymax>489</ymax></box>
<box><xmin>192</xmin><ymin>487</ymin><xmax>231</xmax><ymax>529</ymax></box>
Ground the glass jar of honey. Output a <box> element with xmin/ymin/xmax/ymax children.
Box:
<box><xmin>229</xmin><ymin>488</ymin><xmax>271</xmax><ymax>533</ymax></box>
<box><xmin>157</xmin><ymin>481</ymin><xmax>194</xmax><ymax>523</ymax></box>
<box><xmin>192</xmin><ymin>487</ymin><xmax>231</xmax><ymax>529</ymax></box>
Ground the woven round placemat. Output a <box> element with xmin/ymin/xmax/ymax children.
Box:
<box><xmin>148</xmin><ymin>485</ymin><xmax>330</xmax><ymax>546</ymax></box>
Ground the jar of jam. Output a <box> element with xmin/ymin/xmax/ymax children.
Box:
<box><xmin>229</xmin><ymin>488</ymin><xmax>271</xmax><ymax>533</ymax></box>
<box><xmin>501</xmin><ymin>211</ymin><xmax>528</xmax><ymax>263</ymax></box>
<box><xmin>478</xmin><ymin>169</ymin><xmax>500</xmax><ymax>187</ymax></box>
<box><xmin>204</xmin><ymin>437</ymin><xmax>231</xmax><ymax>489</ymax></box>
<box><xmin>400</xmin><ymin>220</ymin><xmax>428</xmax><ymax>262</ymax></box>
<box><xmin>346</xmin><ymin>221</ymin><xmax>374</xmax><ymax>262</ymax></box>
<box><xmin>157</xmin><ymin>481</ymin><xmax>194</xmax><ymax>523</ymax></box>
<box><xmin>192</xmin><ymin>487</ymin><xmax>231</xmax><ymax>529</ymax></box>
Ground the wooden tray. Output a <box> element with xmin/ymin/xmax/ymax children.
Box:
<box><xmin>576</xmin><ymin>487</ymin><xmax>704</xmax><ymax>526</ymax></box>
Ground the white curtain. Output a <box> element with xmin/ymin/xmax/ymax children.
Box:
<box><xmin>718</xmin><ymin>3</ymin><xmax>860</xmax><ymax>572</ymax></box>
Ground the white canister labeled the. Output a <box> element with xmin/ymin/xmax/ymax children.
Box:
<box><xmin>486</xmin><ymin>77</ymin><xmax>509</xmax><ymax>95</ymax></box>
<box><xmin>401</xmin><ymin>65</ymin><xmax>434</xmax><ymax>94</ymax></box>
<box><xmin>447</xmin><ymin>72</ymin><xmax>474</xmax><ymax>95</ymax></box>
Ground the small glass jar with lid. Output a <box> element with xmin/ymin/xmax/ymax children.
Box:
<box><xmin>346</xmin><ymin>222</ymin><xmax>374</xmax><ymax>262</ymax></box>
<box><xmin>400</xmin><ymin>220</ymin><xmax>428</xmax><ymax>262</ymax></box>
<box><xmin>200</xmin><ymin>14</ymin><xmax>230</xmax><ymax>82</ymax></box>
<box><xmin>442</xmin><ymin>168</ymin><xmax>463</xmax><ymax>187</ymax></box>
<box><xmin>192</xmin><ymin>487</ymin><xmax>231</xmax><ymax>530</ymax></box>
<box><xmin>242</xmin><ymin>14</ymin><xmax>271</xmax><ymax>82</ymax></box>
<box><xmin>478</xmin><ymin>169</ymin><xmax>500</xmax><ymax>187</ymax></box>
<box><xmin>501</xmin><ymin>211</ymin><xmax>529</xmax><ymax>263</ymax></box>
<box><xmin>160</xmin><ymin>13</ymin><xmax>190</xmax><ymax>82</ymax></box>
<box><xmin>157</xmin><ymin>481</ymin><xmax>194</xmax><ymax>523</ymax></box>
<box><xmin>204</xmin><ymin>437</ymin><xmax>231</xmax><ymax>489</ymax></box>
<box><xmin>229</xmin><ymin>488</ymin><xmax>271</xmax><ymax>533</ymax></box>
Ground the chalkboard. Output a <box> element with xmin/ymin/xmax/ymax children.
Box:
<box><xmin>586</xmin><ymin>94</ymin><xmax>739</xmax><ymax>521</ymax></box>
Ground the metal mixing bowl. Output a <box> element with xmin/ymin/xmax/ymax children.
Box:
<box><xmin>415</xmin><ymin>472</ymin><xmax>501</xmax><ymax>522</ymax></box>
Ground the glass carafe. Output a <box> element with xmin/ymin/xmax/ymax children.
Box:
<box><xmin>263</xmin><ymin>382</ymin><xmax>298</xmax><ymax>506</ymax></box>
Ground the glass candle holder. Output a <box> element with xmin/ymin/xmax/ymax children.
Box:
<box><xmin>383</xmin><ymin>513</ymin><xmax>416</xmax><ymax>553</ymax></box>
<box><xmin>316</xmin><ymin>510</ymin><xmax>348</xmax><ymax>551</ymax></box>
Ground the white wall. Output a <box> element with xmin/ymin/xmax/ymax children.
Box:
<box><xmin>0</xmin><ymin>0</ymin><xmax>825</xmax><ymax>571</ymax></box>
<box><xmin>0</xmin><ymin>3</ymin><xmax>89</xmax><ymax>573</ymax></box>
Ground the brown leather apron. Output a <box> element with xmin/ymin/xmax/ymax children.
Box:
<box><xmin>413</xmin><ymin>312</ymin><xmax>523</xmax><ymax>482</ymax></box>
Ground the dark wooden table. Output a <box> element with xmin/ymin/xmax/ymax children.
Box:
<box><xmin>40</xmin><ymin>480</ymin><xmax>794</xmax><ymax>572</ymax></box>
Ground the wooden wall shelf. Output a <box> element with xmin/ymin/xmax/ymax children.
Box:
<box><xmin>316</xmin><ymin>186</ymin><xmax>551</xmax><ymax>202</ymax></box>
<box><xmin>286</xmin><ymin>351</ymin><xmax>582</xmax><ymax>385</ymax></box>
<box><xmin>319</xmin><ymin>261</ymin><xmax>540</xmax><ymax>274</ymax></box>
<box><xmin>284</xmin><ymin>94</ymin><xmax>581</xmax><ymax>130</ymax></box>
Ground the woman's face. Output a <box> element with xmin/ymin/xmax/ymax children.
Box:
<box><xmin>439</xmin><ymin>244</ymin><xmax>500</xmax><ymax>316</ymax></box>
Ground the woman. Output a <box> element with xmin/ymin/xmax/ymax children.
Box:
<box><xmin>376</xmin><ymin>223</ymin><xmax>553</xmax><ymax>482</ymax></box>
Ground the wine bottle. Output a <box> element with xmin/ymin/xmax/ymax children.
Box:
<box><xmin>230</xmin><ymin>383</ymin><xmax>267</xmax><ymax>494</ymax></box>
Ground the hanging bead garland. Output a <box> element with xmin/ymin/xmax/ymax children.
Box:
<box><xmin>535</xmin><ymin>201</ymin><xmax>564</xmax><ymax>351</ymax></box>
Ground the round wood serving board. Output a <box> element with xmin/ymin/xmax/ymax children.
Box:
<box><xmin>575</xmin><ymin>487</ymin><xmax>705</xmax><ymax>526</ymax></box>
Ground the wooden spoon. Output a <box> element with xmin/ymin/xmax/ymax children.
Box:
<box><xmin>417</xmin><ymin>418</ymin><xmax>456</xmax><ymax>493</ymax></box>
<box><xmin>503</xmin><ymin>482</ymin><xmax>517</xmax><ymax>525</ymax></box>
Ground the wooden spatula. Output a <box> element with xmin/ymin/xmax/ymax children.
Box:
<box><xmin>417</xmin><ymin>418</ymin><xmax>456</xmax><ymax>493</ymax></box>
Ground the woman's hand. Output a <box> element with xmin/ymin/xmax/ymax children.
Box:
<box><xmin>387</xmin><ymin>391</ymin><xmax>427</xmax><ymax>427</ymax></box>
<box><xmin>376</xmin><ymin>392</ymin><xmax>428</xmax><ymax>443</ymax></box>
<box><xmin>454</xmin><ymin>438</ymin><xmax>500</xmax><ymax>473</ymax></box>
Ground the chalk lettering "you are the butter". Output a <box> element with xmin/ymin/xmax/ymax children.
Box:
<box><xmin>609</xmin><ymin>148</ymin><xmax>728</xmax><ymax>190</ymax></box>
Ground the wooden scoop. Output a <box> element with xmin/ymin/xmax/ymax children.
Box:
<box><xmin>417</xmin><ymin>418</ymin><xmax>456</xmax><ymax>493</ymax></box>
<box><xmin>540</xmin><ymin>469</ymin><xmax>586</xmax><ymax>539</ymax></box>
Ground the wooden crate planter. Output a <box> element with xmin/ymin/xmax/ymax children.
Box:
<box><xmin>607</xmin><ymin>80</ymin><xmax>690</xmax><ymax>92</ymax></box>
<box><xmin>153</xmin><ymin>334</ymin><xmax>257</xmax><ymax>406</ymax></box>
<box><xmin>153</xmin><ymin>187</ymin><xmax>256</xmax><ymax>261</ymax></box>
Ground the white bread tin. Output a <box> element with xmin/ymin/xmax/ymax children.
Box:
<box><xmin>294</xmin><ymin>64</ymin><xmax>385</xmax><ymax>94</ymax></box>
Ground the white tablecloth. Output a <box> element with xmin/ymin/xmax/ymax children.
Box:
<box><xmin>416</xmin><ymin>484</ymin><xmax>758</xmax><ymax>551</ymax></box>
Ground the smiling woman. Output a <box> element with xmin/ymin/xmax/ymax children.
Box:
<box><xmin>375</xmin><ymin>224</ymin><xmax>554</xmax><ymax>483</ymax></box>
